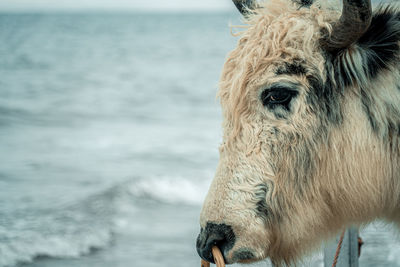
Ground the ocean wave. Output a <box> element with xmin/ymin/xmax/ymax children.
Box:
<box><xmin>128</xmin><ymin>174</ymin><xmax>212</xmax><ymax>206</ymax></box>
<box><xmin>0</xmin><ymin>186</ymin><xmax>118</xmax><ymax>267</ymax></box>
<box><xmin>0</xmin><ymin>174</ymin><xmax>214</xmax><ymax>267</ymax></box>
<box><xmin>0</xmin><ymin>230</ymin><xmax>111</xmax><ymax>267</ymax></box>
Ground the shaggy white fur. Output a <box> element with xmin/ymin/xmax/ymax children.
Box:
<box><xmin>199</xmin><ymin>0</ymin><xmax>400</xmax><ymax>265</ymax></box>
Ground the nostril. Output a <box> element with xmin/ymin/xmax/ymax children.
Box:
<box><xmin>196</xmin><ymin>223</ymin><xmax>236</xmax><ymax>263</ymax></box>
<box><xmin>203</xmin><ymin>234</ymin><xmax>226</xmax><ymax>262</ymax></box>
<box><xmin>207</xmin><ymin>232</ymin><xmax>226</xmax><ymax>247</ymax></box>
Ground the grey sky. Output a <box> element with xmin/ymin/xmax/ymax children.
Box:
<box><xmin>0</xmin><ymin>0</ymin><xmax>235</xmax><ymax>12</ymax></box>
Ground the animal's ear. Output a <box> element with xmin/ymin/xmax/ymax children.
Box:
<box><xmin>232</xmin><ymin>0</ymin><xmax>313</xmax><ymax>16</ymax></box>
<box><xmin>327</xmin><ymin>5</ymin><xmax>400</xmax><ymax>88</ymax></box>
<box><xmin>232</xmin><ymin>0</ymin><xmax>258</xmax><ymax>16</ymax></box>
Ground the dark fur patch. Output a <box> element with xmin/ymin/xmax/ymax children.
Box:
<box><xmin>385</xmin><ymin>101</ymin><xmax>400</xmax><ymax>137</ymax></box>
<box><xmin>255</xmin><ymin>183</ymin><xmax>269</xmax><ymax>220</ymax></box>
<box><xmin>331</xmin><ymin>6</ymin><xmax>400</xmax><ymax>88</ymax></box>
<box><xmin>307</xmin><ymin>71</ymin><xmax>343</xmax><ymax>126</ymax></box>
<box><xmin>276</xmin><ymin>60</ymin><xmax>343</xmax><ymax>126</ymax></box>
<box><xmin>233</xmin><ymin>0</ymin><xmax>257</xmax><ymax>16</ymax></box>
<box><xmin>276</xmin><ymin>62</ymin><xmax>307</xmax><ymax>76</ymax></box>
<box><xmin>358</xmin><ymin>6</ymin><xmax>400</xmax><ymax>79</ymax></box>
<box><xmin>360</xmin><ymin>89</ymin><xmax>379</xmax><ymax>133</ymax></box>
<box><xmin>323</xmin><ymin>6</ymin><xmax>400</xmax><ymax>135</ymax></box>
<box><xmin>293</xmin><ymin>0</ymin><xmax>313</xmax><ymax>8</ymax></box>
<box><xmin>232</xmin><ymin>249</ymin><xmax>256</xmax><ymax>262</ymax></box>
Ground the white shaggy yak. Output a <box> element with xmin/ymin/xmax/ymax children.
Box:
<box><xmin>196</xmin><ymin>0</ymin><xmax>400</xmax><ymax>266</ymax></box>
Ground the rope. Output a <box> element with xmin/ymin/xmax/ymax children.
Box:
<box><xmin>200</xmin><ymin>246</ymin><xmax>225</xmax><ymax>267</ymax></box>
<box><xmin>358</xmin><ymin>236</ymin><xmax>364</xmax><ymax>257</ymax></box>
<box><xmin>331</xmin><ymin>229</ymin><xmax>346</xmax><ymax>267</ymax></box>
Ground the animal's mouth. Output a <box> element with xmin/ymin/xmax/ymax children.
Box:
<box><xmin>230</xmin><ymin>248</ymin><xmax>258</xmax><ymax>264</ymax></box>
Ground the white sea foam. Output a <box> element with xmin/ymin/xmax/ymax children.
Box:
<box><xmin>128</xmin><ymin>174</ymin><xmax>213</xmax><ymax>206</ymax></box>
<box><xmin>0</xmin><ymin>230</ymin><xmax>112</xmax><ymax>267</ymax></box>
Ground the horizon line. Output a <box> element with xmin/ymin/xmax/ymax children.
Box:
<box><xmin>0</xmin><ymin>10</ymin><xmax>236</xmax><ymax>16</ymax></box>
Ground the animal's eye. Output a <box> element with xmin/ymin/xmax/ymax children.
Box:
<box><xmin>261</xmin><ymin>89</ymin><xmax>295</xmax><ymax>107</ymax></box>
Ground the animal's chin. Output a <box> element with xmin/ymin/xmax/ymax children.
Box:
<box><xmin>228</xmin><ymin>248</ymin><xmax>261</xmax><ymax>264</ymax></box>
<box><xmin>237</xmin><ymin>258</ymin><xmax>260</xmax><ymax>264</ymax></box>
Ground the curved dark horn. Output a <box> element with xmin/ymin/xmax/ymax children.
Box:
<box><xmin>322</xmin><ymin>0</ymin><xmax>372</xmax><ymax>52</ymax></box>
<box><xmin>232</xmin><ymin>0</ymin><xmax>257</xmax><ymax>15</ymax></box>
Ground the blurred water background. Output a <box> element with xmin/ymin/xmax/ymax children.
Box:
<box><xmin>0</xmin><ymin>11</ymin><xmax>399</xmax><ymax>267</ymax></box>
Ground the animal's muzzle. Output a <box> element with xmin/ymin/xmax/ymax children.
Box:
<box><xmin>196</xmin><ymin>222</ymin><xmax>236</xmax><ymax>263</ymax></box>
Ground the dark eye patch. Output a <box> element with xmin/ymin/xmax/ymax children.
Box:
<box><xmin>261</xmin><ymin>85</ymin><xmax>298</xmax><ymax>111</ymax></box>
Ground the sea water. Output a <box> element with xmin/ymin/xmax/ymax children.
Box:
<box><xmin>0</xmin><ymin>12</ymin><xmax>399</xmax><ymax>267</ymax></box>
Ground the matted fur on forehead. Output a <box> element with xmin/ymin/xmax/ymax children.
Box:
<box><xmin>218</xmin><ymin>0</ymin><xmax>337</xmax><ymax>138</ymax></box>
